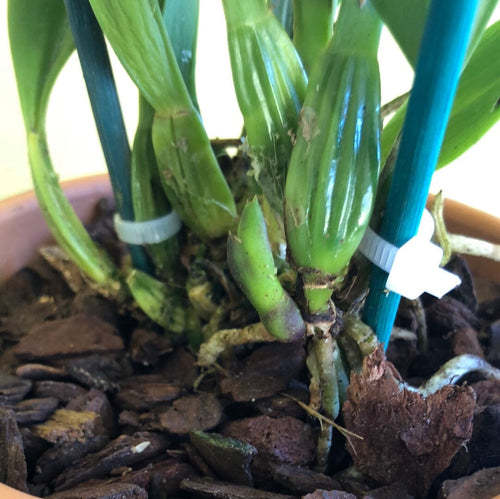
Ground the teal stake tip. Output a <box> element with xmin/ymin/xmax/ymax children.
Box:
<box><xmin>362</xmin><ymin>0</ymin><xmax>480</xmax><ymax>347</ymax></box>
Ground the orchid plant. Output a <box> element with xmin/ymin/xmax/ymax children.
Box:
<box><xmin>8</xmin><ymin>0</ymin><xmax>500</xmax><ymax>468</ymax></box>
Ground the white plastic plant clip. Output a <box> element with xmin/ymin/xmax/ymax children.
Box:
<box><xmin>359</xmin><ymin>210</ymin><xmax>461</xmax><ymax>300</ymax></box>
<box><xmin>113</xmin><ymin>211</ymin><xmax>182</xmax><ymax>245</ymax></box>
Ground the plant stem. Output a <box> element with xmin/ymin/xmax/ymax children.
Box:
<box><xmin>131</xmin><ymin>94</ymin><xmax>179</xmax><ymax>277</ymax></box>
<box><xmin>223</xmin><ymin>0</ymin><xmax>307</xmax><ymax>217</ymax></box>
<box><xmin>28</xmin><ymin>131</ymin><xmax>123</xmax><ymax>297</ymax></box>
<box><xmin>285</xmin><ymin>0</ymin><xmax>382</xmax><ymax>315</ymax></box>
<box><xmin>292</xmin><ymin>0</ymin><xmax>336</xmax><ymax>72</ymax></box>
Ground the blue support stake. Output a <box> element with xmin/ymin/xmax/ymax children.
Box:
<box><xmin>362</xmin><ymin>0</ymin><xmax>479</xmax><ymax>348</ymax></box>
<box><xmin>64</xmin><ymin>0</ymin><xmax>153</xmax><ymax>274</ymax></box>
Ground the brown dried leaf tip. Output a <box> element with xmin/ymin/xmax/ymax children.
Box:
<box><xmin>342</xmin><ymin>346</ymin><xmax>476</xmax><ymax>497</ymax></box>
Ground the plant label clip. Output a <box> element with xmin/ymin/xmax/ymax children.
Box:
<box><xmin>359</xmin><ymin>210</ymin><xmax>461</xmax><ymax>300</ymax></box>
<box><xmin>114</xmin><ymin>212</ymin><xmax>182</xmax><ymax>245</ymax></box>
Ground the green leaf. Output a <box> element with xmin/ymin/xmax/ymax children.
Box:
<box><xmin>381</xmin><ymin>20</ymin><xmax>500</xmax><ymax>170</ymax></box>
<box><xmin>371</xmin><ymin>0</ymin><xmax>498</xmax><ymax>68</ymax></box>
<box><xmin>9</xmin><ymin>0</ymin><xmax>123</xmax><ymax>296</ymax></box>
<box><xmin>438</xmin><ymin>20</ymin><xmax>500</xmax><ymax>167</ymax></box>
<box><xmin>370</xmin><ymin>0</ymin><xmax>428</xmax><ymax>68</ymax></box>
<box><xmin>163</xmin><ymin>0</ymin><xmax>200</xmax><ymax>111</ymax></box>
<box><xmin>8</xmin><ymin>0</ymin><xmax>74</xmax><ymax>129</ymax></box>
<box><xmin>88</xmin><ymin>0</ymin><xmax>190</xmax><ymax>113</ymax></box>
<box><xmin>90</xmin><ymin>0</ymin><xmax>236</xmax><ymax>239</ymax></box>
<box><xmin>269</xmin><ymin>0</ymin><xmax>293</xmax><ymax>37</ymax></box>
<box><xmin>292</xmin><ymin>0</ymin><xmax>336</xmax><ymax>73</ymax></box>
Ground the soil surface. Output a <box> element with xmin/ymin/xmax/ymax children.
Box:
<box><xmin>0</xmin><ymin>200</ymin><xmax>499</xmax><ymax>499</ymax></box>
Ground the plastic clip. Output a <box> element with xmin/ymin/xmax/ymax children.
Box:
<box><xmin>113</xmin><ymin>212</ymin><xmax>182</xmax><ymax>245</ymax></box>
<box><xmin>359</xmin><ymin>210</ymin><xmax>461</xmax><ymax>300</ymax></box>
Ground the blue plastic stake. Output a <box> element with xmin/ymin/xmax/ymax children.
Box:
<box><xmin>362</xmin><ymin>0</ymin><xmax>479</xmax><ymax>348</ymax></box>
<box><xmin>64</xmin><ymin>0</ymin><xmax>152</xmax><ymax>274</ymax></box>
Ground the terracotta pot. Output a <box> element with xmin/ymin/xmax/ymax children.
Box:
<box><xmin>0</xmin><ymin>174</ymin><xmax>112</xmax><ymax>283</ymax></box>
<box><xmin>0</xmin><ymin>483</ymin><xmax>38</xmax><ymax>499</ymax></box>
<box><xmin>0</xmin><ymin>177</ymin><xmax>498</xmax><ymax>498</ymax></box>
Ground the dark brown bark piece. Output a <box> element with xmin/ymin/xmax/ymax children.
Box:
<box><xmin>0</xmin><ymin>409</ymin><xmax>28</xmax><ymax>492</ymax></box>
<box><xmin>13</xmin><ymin>396</ymin><xmax>59</xmax><ymax>424</ymax></box>
<box><xmin>71</xmin><ymin>293</ymin><xmax>121</xmax><ymax>327</ymax></box>
<box><xmin>63</xmin><ymin>355</ymin><xmax>130</xmax><ymax>393</ymax></box>
<box><xmin>128</xmin><ymin>328</ymin><xmax>172</xmax><ymax>367</ymax></box>
<box><xmin>34</xmin><ymin>380</ymin><xmax>87</xmax><ymax>403</ymax></box>
<box><xmin>190</xmin><ymin>430</ymin><xmax>257</xmax><ymax>486</ymax></box>
<box><xmin>118</xmin><ymin>409</ymin><xmax>164</xmax><ymax>432</ymax></box>
<box><xmin>439</xmin><ymin>466</ymin><xmax>500</xmax><ymax>499</ymax></box>
<box><xmin>159</xmin><ymin>392</ymin><xmax>223</xmax><ymax>435</ymax></box>
<box><xmin>66</xmin><ymin>388</ymin><xmax>116</xmax><ymax>436</ymax></box>
<box><xmin>302</xmin><ymin>491</ymin><xmax>356</xmax><ymax>499</ymax></box>
<box><xmin>255</xmin><ymin>383</ymin><xmax>310</xmax><ymax>418</ymax></box>
<box><xmin>32</xmin><ymin>409</ymin><xmax>106</xmax><ymax>445</ymax></box>
<box><xmin>386</xmin><ymin>332</ymin><xmax>418</xmax><ymax>377</ymax></box>
<box><xmin>0</xmin><ymin>296</ymin><xmax>59</xmax><ymax>341</ymax></box>
<box><xmin>52</xmin><ymin>431</ymin><xmax>169</xmax><ymax>491</ymax></box>
<box><xmin>106</xmin><ymin>459</ymin><xmax>197</xmax><ymax>497</ymax></box>
<box><xmin>220</xmin><ymin>342</ymin><xmax>306</xmax><ymax>402</ymax></box>
<box><xmin>471</xmin><ymin>379</ymin><xmax>500</xmax><ymax>406</ymax></box>
<box><xmin>267</xmin><ymin>462</ymin><xmax>342</xmax><ymax>494</ymax></box>
<box><xmin>460</xmin><ymin>405</ymin><xmax>500</xmax><ymax>473</ymax></box>
<box><xmin>13</xmin><ymin>315</ymin><xmax>124</xmax><ymax>361</ymax></box>
<box><xmin>222</xmin><ymin>415</ymin><xmax>315</xmax><ymax>466</ymax></box>
<box><xmin>33</xmin><ymin>435</ymin><xmax>109</xmax><ymax>484</ymax></box>
<box><xmin>362</xmin><ymin>481</ymin><xmax>414</xmax><ymax>498</ymax></box>
<box><xmin>156</xmin><ymin>346</ymin><xmax>199</xmax><ymax>388</ymax></box>
<box><xmin>114</xmin><ymin>375</ymin><xmax>184</xmax><ymax>410</ymax></box>
<box><xmin>0</xmin><ymin>371</ymin><xmax>32</xmax><ymax>404</ymax></box>
<box><xmin>426</xmin><ymin>296</ymin><xmax>480</xmax><ymax>334</ymax></box>
<box><xmin>180</xmin><ymin>476</ymin><xmax>295</xmax><ymax>498</ymax></box>
<box><xmin>183</xmin><ymin>441</ymin><xmax>217</xmax><ymax>478</ymax></box>
<box><xmin>342</xmin><ymin>347</ymin><xmax>476</xmax><ymax>497</ymax></box>
<box><xmin>448</xmin><ymin>327</ymin><xmax>484</xmax><ymax>358</ymax></box>
<box><xmin>16</xmin><ymin>363</ymin><xmax>66</xmax><ymax>380</ymax></box>
<box><xmin>445</xmin><ymin>256</ymin><xmax>477</xmax><ymax>312</ymax></box>
<box><xmin>46</xmin><ymin>481</ymin><xmax>148</xmax><ymax>498</ymax></box>
<box><xmin>487</xmin><ymin>318</ymin><xmax>500</xmax><ymax>366</ymax></box>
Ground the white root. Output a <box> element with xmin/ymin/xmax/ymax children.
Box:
<box><xmin>418</xmin><ymin>354</ymin><xmax>500</xmax><ymax>396</ymax></box>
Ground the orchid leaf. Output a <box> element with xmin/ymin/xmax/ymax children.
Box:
<box><xmin>372</xmin><ymin>0</ymin><xmax>498</xmax><ymax>68</ymax></box>
<box><xmin>8</xmin><ymin>0</ymin><xmax>74</xmax><ymax>130</ymax></box>
<box><xmin>269</xmin><ymin>0</ymin><xmax>293</xmax><ymax>37</ymax></box>
<box><xmin>438</xmin><ymin>20</ymin><xmax>500</xmax><ymax>167</ymax></box>
<box><xmin>381</xmin><ymin>20</ymin><xmax>500</xmax><ymax>170</ymax></box>
<box><xmin>292</xmin><ymin>0</ymin><xmax>336</xmax><ymax>73</ymax></box>
<box><xmin>89</xmin><ymin>0</ymin><xmax>236</xmax><ymax>239</ymax></box>
<box><xmin>8</xmin><ymin>0</ymin><xmax>123</xmax><ymax>295</ymax></box>
<box><xmin>88</xmin><ymin>0</ymin><xmax>188</xmax><ymax>113</ymax></box>
<box><xmin>163</xmin><ymin>0</ymin><xmax>200</xmax><ymax>111</ymax></box>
